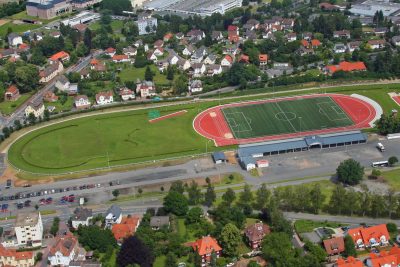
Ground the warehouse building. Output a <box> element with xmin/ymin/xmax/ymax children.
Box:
<box><xmin>238</xmin><ymin>131</ymin><xmax>367</xmax><ymax>170</ymax></box>
<box><xmin>26</xmin><ymin>0</ymin><xmax>71</xmax><ymax>20</ymax></box>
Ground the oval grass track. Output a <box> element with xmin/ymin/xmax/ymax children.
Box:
<box><xmin>8</xmin><ymin>105</ymin><xmax>208</xmax><ymax>174</ymax></box>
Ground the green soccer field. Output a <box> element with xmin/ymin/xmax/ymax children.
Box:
<box><xmin>221</xmin><ymin>96</ymin><xmax>354</xmax><ymax>139</ymax></box>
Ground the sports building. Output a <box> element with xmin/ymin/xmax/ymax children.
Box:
<box><xmin>238</xmin><ymin>131</ymin><xmax>367</xmax><ymax>170</ymax></box>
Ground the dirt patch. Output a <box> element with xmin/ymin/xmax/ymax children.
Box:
<box><xmin>0</xmin><ymin>19</ymin><xmax>9</xmax><ymax>27</ymax></box>
<box><xmin>225</xmin><ymin>151</ymin><xmax>237</xmax><ymax>164</ymax></box>
<box><xmin>1</xmin><ymin>166</ymin><xmax>54</xmax><ymax>186</ymax></box>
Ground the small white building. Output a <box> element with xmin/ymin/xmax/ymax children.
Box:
<box><xmin>71</xmin><ymin>208</ymin><xmax>93</xmax><ymax>229</ymax></box>
<box><xmin>7</xmin><ymin>33</ymin><xmax>23</xmax><ymax>47</ymax></box>
<box><xmin>136</xmin><ymin>81</ymin><xmax>156</xmax><ymax>98</ymax></box>
<box><xmin>95</xmin><ymin>91</ymin><xmax>113</xmax><ymax>105</ymax></box>
<box><xmin>188</xmin><ymin>80</ymin><xmax>203</xmax><ymax>93</ymax></box>
<box><xmin>119</xmin><ymin>88</ymin><xmax>135</xmax><ymax>101</ymax></box>
<box><xmin>74</xmin><ymin>95</ymin><xmax>91</xmax><ymax>109</ymax></box>
<box><xmin>105</xmin><ymin>205</ymin><xmax>122</xmax><ymax>228</ymax></box>
<box><xmin>15</xmin><ymin>212</ymin><xmax>43</xmax><ymax>247</ymax></box>
<box><xmin>48</xmin><ymin>234</ymin><xmax>80</xmax><ymax>266</ymax></box>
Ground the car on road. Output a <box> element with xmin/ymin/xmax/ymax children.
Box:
<box><xmin>39</xmin><ymin>198</ymin><xmax>46</xmax><ymax>205</ymax></box>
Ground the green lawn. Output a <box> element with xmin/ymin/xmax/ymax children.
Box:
<box><xmin>294</xmin><ymin>219</ymin><xmax>346</xmax><ymax>233</ymax></box>
<box><xmin>0</xmin><ymin>93</ymin><xmax>33</xmax><ymax>115</ymax></box>
<box><xmin>222</xmin><ymin>96</ymin><xmax>353</xmax><ymax>139</ymax></box>
<box><xmin>0</xmin><ymin>22</ymin><xmax>41</xmax><ymax>36</ymax></box>
<box><xmin>45</xmin><ymin>97</ymin><xmax>74</xmax><ymax>113</ymax></box>
<box><xmin>118</xmin><ymin>65</ymin><xmax>171</xmax><ymax>85</ymax></box>
<box><xmin>10</xmin><ymin>11</ymin><xmax>59</xmax><ymax>23</ymax></box>
<box><xmin>89</xmin><ymin>20</ymin><xmax>124</xmax><ymax>32</ymax></box>
<box><xmin>382</xmin><ymin>168</ymin><xmax>400</xmax><ymax>191</ymax></box>
<box><xmin>8</xmin><ymin>102</ymin><xmax>214</xmax><ymax>174</ymax></box>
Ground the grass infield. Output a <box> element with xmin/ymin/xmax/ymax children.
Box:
<box><xmin>221</xmin><ymin>96</ymin><xmax>354</xmax><ymax>139</ymax></box>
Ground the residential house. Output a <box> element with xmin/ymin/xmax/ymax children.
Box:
<box><xmin>302</xmin><ymin>32</ymin><xmax>313</xmax><ymax>40</ymax></box>
<box><xmin>189</xmin><ymin>236</ymin><xmax>222</xmax><ymax>267</ymax></box>
<box><xmin>111</xmin><ymin>215</ymin><xmax>141</xmax><ymax>243</ymax></box>
<box><xmin>147</xmin><ymin>50</ymin><xmax>158</xmax><ymax>61</ymax></box>
<box><xmin>25</xmin><ymin>101</ymin><xmax>45</xmax><ymax>118</ymax></box>
<box><xmin>50</xmin><ymin>31</ymin><xmax>61</xmax><ymax>38</ymax></box>
<box><xmin>323</xmin><ymin>237</ymin><xmax>345</xmax><ymax>256</ymax></box>
<box><xmin>347</xmin><ymin>41</ymin><xmax>362</xmax><ymax>52</ymax></box>
<box><xmin>95</xmin><ymin>91</ymin><xmax>113</xmax><ymax>105</ymax></box>
<box><xmin>206</xmin><ymin>64</ymin><xmax>222</xmax><ymax>76</ymax></box>
<box><xmin>297</xmin><ymin>47</ymin><xmax>314</xmax><ymax>56</ymax></box>
<box><xmin>187</xmin><ymin>29</ymin><xmax>205</xmax><ymax>42</ymax></box>
<box><xmin>105</xmin><ymin>47</ymin><xmax>116</xmax><ymax>57</ymax></box>
<box><xmin>211</xmin><ymin>31</ymin><xmax>223</xmax><ymax>42</ymax></box>
<box><xmin>244</xmin><ymin>30</ymin><xmax>257</xmax><ymax>41</ymax></box>
<box><xmin>7</xmin><ymin>33</ymin><xmax>22</xmax><ymax>47</ymax></box>
<box><xmin>30</xmin><ymin>32</ymin><xmax>43</xmax><ymax>42</ymax></box>
<box><xmin>136</xmin><ymin>80</ymin><xmax>156</xmax><ymax>98</ymax></box>
<box><xmin>72</xmin><ymin>23</ymin><xmax>88</xmax><ymax>34</ymax></box>
<box><xmin>347</xmin><ymin>224</ymin><xmax>390</xmax><ymax>248</ymax></box>
<box><xmin>336</xmin><ymin>257</ymin><xmax>363</xmax><ymax>267</ymax></box>
<box><xmin>168</xmin><ymin>54</ymin><xmax>179</xmax><ymax>65</ymax></box>
<box><xmin>191</xmin><ymin>46</ymin><xmax>208</xmax><ymax>63</ymax></box>
<box><xmin>119</xmin><ymin>87</ymin><xmax>135</xmax><ymax>101</ymax></box>
<box><xmin>55</xmin><ymin>75</ymin><xmax>70</xmax><ymax>92</ymax></box>
<box><xmin>244</xmin><ymin>222</ymin><xmax>270</xmax><ymax>249</ymax></box>
<box><xmin>123</xmin><ymin>46</ymin><xmax>137</xmax><ymax>57</ymax></box>
<box><xmin>190</xmin><ymin>63</ymin><xmax>206</xmax><ymax>77</ymax></box>
<box><xmin>177</xmin><ymin>58</ymin><xmax>191</xmax><ymax>70</ymax></box>
<box><xmin>74</xmin><ymin>95</ymin><xmax>90</xmax><ymax>109</ymax></box>
<box><xmin>150</xmin><ymin>216</ymin><xmax>170</xmax><ymax>230</ymax></box>
<box><xmin>281</xmin><ymin>18</ymin><xmax>294</xmax><ymax>30</ymax></box>
<box><xmin>43</xmin><ymin>91</ymin><xmax>59</xmax><ymax>102</ymax></box>
<box><xmin>163</xmin><ymin>33</ymin><xmax>173</xmax><ymax>42</ymax></box>
<box><xmin>311</xmin><ymin>39</ymin><xmax>322</xmax><ymax>48</ymax></box>
<box><xmin>203</xmin><ymin>54</ymin><xmax>216</xmax><ymax>65</ymax></box>
<box><xmin>333</xmin><ymin>30</ymin><xmax>351</xmax><ymax>39</ymax></box>
<box><xmin>0</xmin><ymin>244</ymin><xmax>34</xmax><ymax>267</ymax></box>
<box><xmin>374</xmin><ymin>27</ymin><xmax>387</xmax><ymax>36</ymax></box>
<box><xmin>368</xmin><ymin>39</ymin><xmax>386</xmax><ymax>50</ymax></box>
<box><xmin>392</xmin><ymin>35</ymin><xmax>400</xmax><ymax>46</ymax></box>
<box><xmin>333</xmin><ymin>43</ymin><xmax>346</xmax><ymax>53</ymax></box>
<box><xmin>49</xmin><ymin>51</ymin><xmax>70</xmax><ymax>63</ymax></box>
<box><xmin>223</xmin><ymin>43</ymin><xmax>240</xmax><ymax>55</ymax></box>
<box><xmin>188</xmin><ymin>80</ymin><xmax>203</xmax><ymax>93</ymax></box>
<box><xmin>40</xmin><ymin>62</ymin><xmax>64</xmax><ymax>83</ymax></box>
<box><xmin>365</xmin><ymin>250</ymin><xmax>399</xmax><ymax>267</ymax></box>
<box><xmin>112</xmin><ymin>55</ymin><xmax>130</xmax><ymax>63</ymax></box>
<box><xmin>221</xmin><ymin>55</ymin><xmax>233</xmax><ymax>67</ymax></box>
<box><xmin>154</xmin><ymin>39</ymin><xmax>164</xmax><ymax>48</ymax></box>
<box><xmin>246</xmin><ymin>19</ymin><xmax>260</xmax><ymax>30</ymax></box>
<box><xmin>71</xmin><ymin>208</ymin><xmax>93</xmax><ymax>229</ymax></box>
<box><xmin>325</xmin><ymin>61</ymin><xmax>367</xmax><ymax>74</ymax></box>
<box><xmin>238</xmin><ymin>54</ymin><xmax>250</xmax><ymax>64</ymax></box>
<box><xmin>182</xmin><ymin>45</ymin><xmax>195</xmax><ymax>56</ymax></box>
<box><xmin>14</xmin><ymin>212</ymin><xmax>43</xmax><ymax>247</ymax></box>
<box><xmin>259</xmin><ymin>54</ymin><xmax>268</xmax><ymax>66</ymax></box>
<box><xmin>175</xmin><ymin>32</ymin><xmax>184</xmax><ymax>40</ymax></box>
<box><xmin>79</xmin><ymin>68</ymin><xmax>90</xmax><ymax>80</ymax></box>
<box><xmin>105</xmin><ymin>205</ymin><xmax>122</xmax><ymax>228</ymax></box>
<box><xmin>286</xmin><ymin>32</ymin><xmax>297</xmax><ymax>42</ymax></box>
<box><xmin>4</xmin><ymin>85</ymin><xmax>20</xmax><ymax>101</ymax></box>
<box><xmin>48</xmin><ymin>233</ymin><xmax>80</xmax><ymax>266</ymax></box>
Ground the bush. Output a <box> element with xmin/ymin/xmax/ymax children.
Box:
<box><xmin>389</xmin><ymin>156</ymin><xmax>399</xmax><ymax>166</ymax></box>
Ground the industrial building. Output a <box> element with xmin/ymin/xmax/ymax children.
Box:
<box><xmin>349</xmin><ymin>0</ymin><xmax>400</xmax><ymax>17</ymax></box>
<box><xmin>238</xmin><ymin>131</ymin><xmax>368</xmax><ymax>170</ymax></box>
<box><xmin>143</xmin><ymin>0</ymin><xmax>242</xmax><ymax>16</ymax></box>
<box><xmin>26</xmin><ymin>0</ymin><xmax>71</xmax><ymax>20</ymax></box>
<box><xmin>60</xmin><ymin>11</ymin><xmax>100</xmax><ymax>27</ymax></box>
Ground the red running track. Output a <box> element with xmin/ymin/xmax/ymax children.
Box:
<box><xmin>193</xmin><ymin>94</ymin><xmax>377</xmax><ymax>147</ymax></box>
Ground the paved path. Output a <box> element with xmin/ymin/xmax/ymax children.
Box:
<box><xmin>284</xmin><ymin>211</ymin><xmax>400</xmax><ymax>226</ymax></box>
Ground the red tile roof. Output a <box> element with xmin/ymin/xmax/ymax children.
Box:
<box><xmin>370</xmin><ymin>251</ymin><xmax>398</xmax><ymax>267</ymax></box>
<box><xmin>112</xmin><ymin>55</ymin><xmax>129</xmax><ymax>61</ymax></box>
<box><xmin>112</xmin><ymin>216</ymin><xmax>140</xmax><ymax>241</ymax></box>
<box><xmin>326</xmin><ymin>61</ymin><xmax>367</xmax><ymax>73</ymax></box>
<box><xmin>6</xmin><ymin>85</ymin><xmax>19</xmax><ymax>95</ymax></box>
<box><xmin>301</xmin><ymin>39</ymin><xmax>309</xmax><ymax>47</ymax></box>
<box><xmin>336</xmin><ymin>257</ymin><xmax>363</xmax><ymax>267</ymax></box>
<box><xmin>227</xmin><ymin>25</ymin><xmax>238</xmax><ymax>32</ymax></box>
<box><xmin>105</xmin><ymin>47</ymin><xmax>116</xmax><ymax>53</ymax></box>
<box><xmin>0</xmin><ymin>244</ymin><xmax>34</xmax><ymax>261</ymax></box>
<box><xmin>323</xmin><ymin>236</ymin><xmax>345</xmax><ymax>255</ymax></box>
<box><xmin>348</xmin><ymin>227</ymin><xmax>364</xmax><ymax>245</ymax></box>
<box><xmin>191</xmin><ymin>236</ymin><xmax>222</xmax><ymax>256</ymax></box>
<box><xmin>223</xmin><ymin>55</ymin><xmax>233</xmax><ymax>63</ymax></box>
<box><xmin>259</xmin><ymin>54</ymin><xmax>268</xmax><ymax>62</ymax></box>
<box><xmin>311</xmin><ymin>39</ymin><xmax>321</xmax><ymax>46</ymax></box>
<box><xmin>50</xmin><ymin>51</ymin><xmax>69</xmax><ymax>61</ymax></box>
<box><xmin>360</xmin><ymin>224</ymin><xmax>390</xmax><ymax>247</ymax></box>
<box><xmin>49</xmin><ymin>233</ymin><xmax>77</xmax><ymax>257</ymax></box>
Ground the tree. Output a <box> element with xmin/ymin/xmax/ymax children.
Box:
<box><xmin>163</xmin><ymin>191</ymin><xmax>189</xmax><ymax>216</ymax></box>
<box><xmin>165</xmin><ymin>252</ymin><xmax>177</xmax><ymax>267</ymax></box>
<box><xmin>174</xmin><ymin>75</ymin><xmax>188</xmax><ymax>94</ymax></box>
<box><xmin>44</xmin><ymin>109</ymin><xmax>50</xmax><ymax>121</ymax></box>
<box><xmin>78</xmin><ymin>225</ymin><xmax>117</xmax><ymax>252</ymax></box>
<box><xmin>343</xmin><ymin>235</ymin><xmax>357</xmax><ymax>257</ymax></box>
<box><xmin>262</xmin><ymin>232</ymin><xmax>296</xmax><ymax>265</ymax></box>
<box><xmin>336</xmin><ymin>159</ymin><xmax>364</xmax><ymax>185</ymax></box>
<box><xmin>309</xmin><ymin>183</ymin><xmax>325</xmax><ymax>214</ymax></box>
<box><xmin>219</xmin><ymin>223</ymin><xmax>241</xmax><ymax>257</ymax></box>
<box><xmin>100</xmin><ymin>0</ymin><xmax>132</xmax><ymax>15</ymax></box>
<box><xmin>371</xmin><ymin>168</ymin><xmax>381</xmax><ymax>179</ymax></box>
<box><xmin>2</xmin><ymin>127</ymin><xmax>10</xmax><ymax>139</ymax></box>
<box><xmin>112</xmin><ymin>189</ymin><xmax>120</xmax><ymax>199</ymax></box>
<box><xmin>222</xmin><ymin>188</ymin><xmax>236</xmax><ymax>205</ymax></box>
<box><xmin>389</xmin><ymin>156</ymin><xmax>399</xmax><ymax>166</ymax></box>
<box><xmin>34</xmin><ymin>252</ymin><xmax>43</xmax><ymax>263</ymax></box>
<box><xmin>166</xmin><ymin>65</ymin><xmax>174</xmax><ymax>80</ymax></box>
<box><xmin>329</xmin><ymin>184</ymin><xmax>346</xmax><ymax>215</ymax></box>
<box><xmin>186</xmin><ymin>206</ymin><xmax>203</xmax><ymax>224</ymax></box>
<box><xmin>117</xmin><ymin>236</ymin><xmax>154</xmax><ymax>267</ymax></box>
<box><xmin>204</xmin><ymin>183</ymin><xmax>216</xmax><ymax>207</ymax></box>
<box><xmin>144</xmin><ymin>66</ymin><xmax>154</xmax><ymax>81</ymax></box>
<box><xmin>27</xmin><ymin>113</ymin><xmax>36</xmax><ymax>125</ymax></box>
<box><xmin>83</xmin><ymin>28</ymin><xmax>92</xmax><ymax>50</ymax></box>
<box><xmin>254</xmin><ymin>183</ymin><xmax>270</xmax><ymax>210</ymax></box>
<box><xmin>50</xmin><ymin>217</ymin><xmax>60</xmax><ymax>236</ymax></box>
<box><xmin>187</xmin><ymin>181</ymin><xmax>202</xmax><ymax>205</ymax></box>
<box><xmin>169</xmin><ymin>181</ymin><xmax>185</xmax><ymax>194</ymax></box>
<box><xmin>238</xmin><ymin>184</ymin><xmax>253</xmax><ymax>207</ymax></box>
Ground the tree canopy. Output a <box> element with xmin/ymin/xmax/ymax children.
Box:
<box><xmin>336</xmin><ymin>159</ymin><xmax>364</xmax><ymax>185</ymax></box>
<box><xmin>117</xmin><ymin>236</ymin><xmax>154</xmax><ymax>267</ymax></box>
